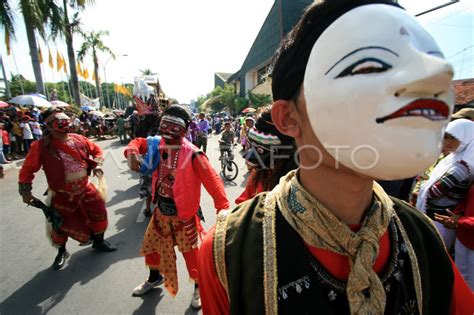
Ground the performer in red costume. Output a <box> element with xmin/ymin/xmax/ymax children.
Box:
<box><xmin>18</xmin><ymin>107</ymin><xmax>116</xmax><ymax>270</ymax></box>
<box><xmin>124</xmin><ymin>105</ymin><xmax>229</xmax><ymax>309</ymax></box>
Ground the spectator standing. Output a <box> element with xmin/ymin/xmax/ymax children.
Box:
<box><xmin>188</xmin><ymin>118</ymin><xmax>199</xmax><ymax>144</ymax></box>
<box><xmin>0</xmin><ymin>123</ymin><xmax>11</xmax><ymax>162</ymax></box>
<box><xmin>11</xmin><ymin>117</ymin><xmax>23</xmax><ymax>154</ymax></box>
<box><xmin>195</xmin><ymin>112</ymin><xmax>209</xmax><ymax>153</ymax></box>
<box><xmin>116</xmin><ymin>114</ymin><xmax>127</xmax><ymax>144</ymax></box>
<box><xmin>20</xmin><ymin>116</ymin><xmax>34</xmax><ymax>153</ymax></box>
<box><xmin>29</xmin><ymin>117</ymin><xmax>43</xmax><ymax>140</ymax></box>
<box><xmin>417</xmin><ymin>119</ymin><xmax>474</xmax><ymax>250</ymax></box>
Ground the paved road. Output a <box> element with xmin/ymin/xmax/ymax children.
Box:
<box><xmin>0</xmin><ymin>133</ymin><xmax>249</xmax><ymax>314</ymax></box>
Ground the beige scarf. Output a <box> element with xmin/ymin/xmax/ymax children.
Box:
<box><xmin>275</xmin><ymin>170</ymin><xmax>394</xmax><ymax>315</ymax></box>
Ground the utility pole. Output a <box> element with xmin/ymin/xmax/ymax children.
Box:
<box><xmin>0</xmin><ymin>54</ymin><xmax>11</xmax><ymax>98</ymax></box>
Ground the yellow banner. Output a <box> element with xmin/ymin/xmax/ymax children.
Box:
<box><xmin>38</xmin><ymin>47</ymin><xmax>43</xmax><ymax>63</ymax></box>
<box><xmin>56</xmin><ymin>51</ymin><xmax>63</xmax><ymax>72</ymax></box>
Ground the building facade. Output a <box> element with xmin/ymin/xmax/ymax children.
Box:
<box><xmin>223</xmin><ymin>0</ymin><xmax>314</xmax><ymax>98</ymax></box>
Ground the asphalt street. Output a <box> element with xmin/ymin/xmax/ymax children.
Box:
<box><xmin>0</xmin><ymin>133</ymin><xmax>249</xmax><ymax>315</ymax></box>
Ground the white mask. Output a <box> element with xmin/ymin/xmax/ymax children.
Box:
<box><xmin>303</xmin><ymin>4</ymin><xmax>454</xmax><ymax>180</ymax></box>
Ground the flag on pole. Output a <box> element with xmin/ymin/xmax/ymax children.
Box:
<box><xmin>48</xmin><ymin>49</ymin><xmax>54</xmax><ymax>69</ymax></box>
<box><xmin>92</xmin><ymin>71</ymin><xmax>96</xmax><ymax>82</ymax></box>
<box><xmin>76</xmin><ymin>62</ymin><xmax>83</xmax><ymax>77</ymax></box>
<box><xmin>56</xmin><ymin>51</ymin><xmax>64</xmax><ymax>72</ymax></box>
<box><xmin>62</xmin><ymin>53</ymin><xmax>68</xmax><ymax>74</ymax></box>
<box><xmin>84</xmin><ymin>68</ymin><xmax>89</xmax><ymax>80</ymax></box>
<box><xmin>38</xmin><ymin>46</ymin><xmax>43</xmax><ymax>63</ymax></box>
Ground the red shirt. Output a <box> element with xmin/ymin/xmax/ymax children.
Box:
<box><xmin>454</xmin><ymin>186</ymin><xmax>474</xmax><ymax>250</ymax></box>
<box><xmin>198</xmin><ymin>226</ymin><xmax>474</xmax><ymax>315</ymax></box>
<box><xmin>2</xmin><ymin>129</ymin><xmax>10</xmax><ymax>145</ymax></box>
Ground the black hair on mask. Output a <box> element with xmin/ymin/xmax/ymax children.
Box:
<box><xmin>270</xmin><ymin>0</ymin><xmax>401</xmax><ymax>101</ymax></box>
<box><xmin>42</xmin><ymin>107</ymin><xmax>63</xmax><ymax>123</ymax></box>
<box><xmin>163</xmin><ymin>105</ymin><xmax>192</xmax><ymax>128</ymax></box>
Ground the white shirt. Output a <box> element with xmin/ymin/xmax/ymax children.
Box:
<box><xmin>20</xmin><ymin>122</ymin><xmax>34</xmax><ymax>139</ymax></box>
<box><xmin>29</xmin><ymin>121</ymin><xmax>43</xmax><ymax>136</ymax></box>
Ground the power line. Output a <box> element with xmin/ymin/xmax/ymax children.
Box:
<box><xmin>424</xmin><ymin>3</ymin><xmax>472</xmax><ymax>25</ymax></box>
<box><xmin>447</xmin><ymin>45</ymin><xmax>474</xmax><ymax>60</ymax></box>
<box><xmin>430</xmin><ymin>22</ymin><xmax>474</xmax><ymax>28</ymax></box>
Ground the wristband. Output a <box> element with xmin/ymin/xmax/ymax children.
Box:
<box><xmin>19</xmin><ymin>183</ymin><xmax>33</xmax><ymax>195</ymax></box>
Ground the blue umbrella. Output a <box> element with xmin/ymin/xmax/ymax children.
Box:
<box><xmin>81</xmin><ymin>105</ymin><xmax>96</xmax><ymax>111</ymax></box>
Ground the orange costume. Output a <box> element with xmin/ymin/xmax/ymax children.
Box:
<box><xmin>124</xmin><ymin>137</ymin><xmax>229</xmax><ymax>296</ymax></box>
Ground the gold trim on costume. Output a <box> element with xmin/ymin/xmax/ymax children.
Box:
<box><xmin>393</xmin><ymin>214</ymin><xmax>423</xmax><ymax>315</ymax></box>
<box><xmin>263</xmin><ymin>193</ymin><xmax>278</xmax><ymax>315</ymax></box>
<box><xmin>213</xmin><ymin>209</ymin><xmax>231</xmax><ymax>300</ymax></box>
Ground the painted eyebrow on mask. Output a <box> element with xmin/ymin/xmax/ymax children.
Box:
<box><xmin>427</xmin><ymin>51</ymin><xmax>444</xmax><ymax>58</ymax></box>
<box><xmin>325</xmin><ymin>46</ymin><xmax>399</xmax><ymax>75</ymax></box>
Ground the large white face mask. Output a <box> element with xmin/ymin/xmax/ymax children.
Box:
<box><xmin>303</xmin><ymin>4</ymin><xmax>454</xmax><ymax>180</ymax></box>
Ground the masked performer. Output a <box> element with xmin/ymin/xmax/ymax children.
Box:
<box><xmin>18</xmin><ymin>108</ymin><xmax>116</xmax><ymax>270</ymax></box>
<box><xmin>198</xmin><ymin>1</ymin><xmax>474</xmax><ymax>314</ymax></box>
<box><xmin>124</xmin><ymin>105</ymin><xmax>229</xmax><ymax>309</ymax></box>
<box><xmin>235</xmin><ymin>105</ymin><xmax>296</xmax><ymax>204</ymax></box>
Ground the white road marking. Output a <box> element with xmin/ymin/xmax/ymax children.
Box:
<box><xmin>136</xmin><ymin>199</ymin><xmax>147</xmax><ymax>223</ymax></box>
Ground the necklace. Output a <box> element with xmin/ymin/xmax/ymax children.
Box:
<box><xmin>158</xmin><ymin>149</ymin><xmax>180</xmax><ymax>189</ymax></box>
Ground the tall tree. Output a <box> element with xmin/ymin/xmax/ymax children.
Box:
<box><xmin>1</xmin><ymin>0</ymin><xmax>15</xmax><ymax>54</ymax></box>
<box><xmin>2</xmin><ymin>0</ymin><xmax>62</xmax><ymax>95</ymax></box>
<box><xmin>77</xmin><ymin>30</ymin><xmax>114</xmax><ymax>107</ymax></box>
<box><xmin>140</xmin><ymin>68</ymin><xmax>157</xmax><ymax>76</ymax></box>
<box><xmin>61</xmin><ymin>0</ymin><xmax>93</xmax><ymax>106</ymax></box>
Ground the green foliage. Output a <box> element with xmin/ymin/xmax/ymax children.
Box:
<box><xmin>248</xmin><ymin>90</ymin><xmax>272</xmax><ymax>108</ymax></box>
<box><xmin>198</xmin><ymin>84</ymin><xmax>272</xmax><ymax>116</ymax></box>
<box><xmin>235</xmin><ymin>97</ymin><xmax>249</xmax><ymax>113</ymax></box>
<box><xmin>8</xmin><ymin>75</ymin><xmax>36</xmax><ymax>97</ymax></box>
<box><xmin>140</xmin><ymin>68</ymin><xmax>157</xmax><ymax>75</ymax></box>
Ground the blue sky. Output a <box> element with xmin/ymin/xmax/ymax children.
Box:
<box><xmin>2</xmin><ymin>0</ymin><xmax>473</xmax><ymax>103</ymax></box>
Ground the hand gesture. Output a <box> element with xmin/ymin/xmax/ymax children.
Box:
<box><xmin>93</xmin><ymin>167</ymin><xmax>104</xmax><ymax>177</ymax></box>
<box><xmin>433</xmin><ymin>209</ymin><xmax>461</xmax><ymax>230</ymax></box>
<box><xmin>22</xmin><ymin>191</ymin><xmax>39</xmax><ymax>206</ymax></box>
<box><xmin>128</xmin><ymin>154</ymin><xmax>141</xmax><ymax>172</ymax></box>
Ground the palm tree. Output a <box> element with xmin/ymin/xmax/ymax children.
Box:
<box><xmin>140</xmin><ymin>68</ymin><xmax>157</xmax><ymax>76</ymax></box>
<box><xmin>1</xmin><ymin>1</ymin><xmax>15</xmax><ymax>54</ymax></box>
<box><xmin>1</xmin><ymin>0</ymin><xmax>62</xmax><ymax>95</ymax></box>
<box><xmin>77</xmin><ymin>30</ymin><xmax>114</xmax><ymax>106</ymax></box>
<box><xmin>61</xmin><ymin>0</ymin><xmax>93</xmax><ymax>106</ymax></box>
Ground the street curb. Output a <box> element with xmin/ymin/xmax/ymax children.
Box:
<box><xmin>1</xmin><ymin>158</ymin><xmax>25</xmax><ymax>171</ymax></box>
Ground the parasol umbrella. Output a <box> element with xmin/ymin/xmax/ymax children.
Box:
<box><xmin>89</xmin><ymin>110</ymin><xmax>105</xmax><ymax>117</ymax></box>
<box><xmin>80</xmin><ymin>105</ymin><xmax>96</xmax><ymax>111</ymax></box>
<box><xmin>29</xmin><ymin>93</ymin><xmax>47</xmax><ymax>99</ymax></box>
<box><xmin>0</xmin><ymin>101</ymin><xmax>9</xmax><ymax>108</ymax></box>
<box><xmin>9</xmin><ymin>95</ymin><xmax>52</xmax><ymax>108</ymax></box>
<box><xmin>50</xmin><ymin>100</ymin><xmax>70</xmax><ymax>107</ymax></box>
<box><xmin>242</xmin><ymin>107</ymin><xmax>256</xmax><ymax>113</ymax></box>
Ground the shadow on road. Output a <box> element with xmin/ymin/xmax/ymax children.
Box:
<box><xmin>0</xmin><ymin>200</ymin><xmax>150</xmax><ymax>314</ymax></box>
<box><xmin>107</xmin><ymin>183</ymin><xmax>140</xmax><ymax>208</ymax></box>
<box><xmin>132</xmin><ymin>288</ymin><xmax>164</xmax><ymax>315</ymax></box>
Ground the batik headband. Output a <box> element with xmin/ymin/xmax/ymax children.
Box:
<box><xmin>45</xmin><ymin>112</ymin><xmax>70</xmax><ymax>124</ymax></box>
<box><xmin>248</xmin><ymin>127</ymin><xmax>282</xmax><ymax>146</ymax></box>
<box><xmin>161</xmin><ymin>115</ymin><xmax>186</xmax><ymax>128</ymax></box>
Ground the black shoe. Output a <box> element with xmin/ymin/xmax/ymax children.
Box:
<box><xmin>53</xmin><ymin>250</ymin><xmax>70</xmax><ymax>270</ymax></box>
<box><xmin>92</xmin><ymin>240</ymin><xmax>117</xmax><ymax>252</ymax></box>
<box><xmin>143</xmin><ymin>208</ymin><xmax>152</xmax><ymax>217</ymax></box>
